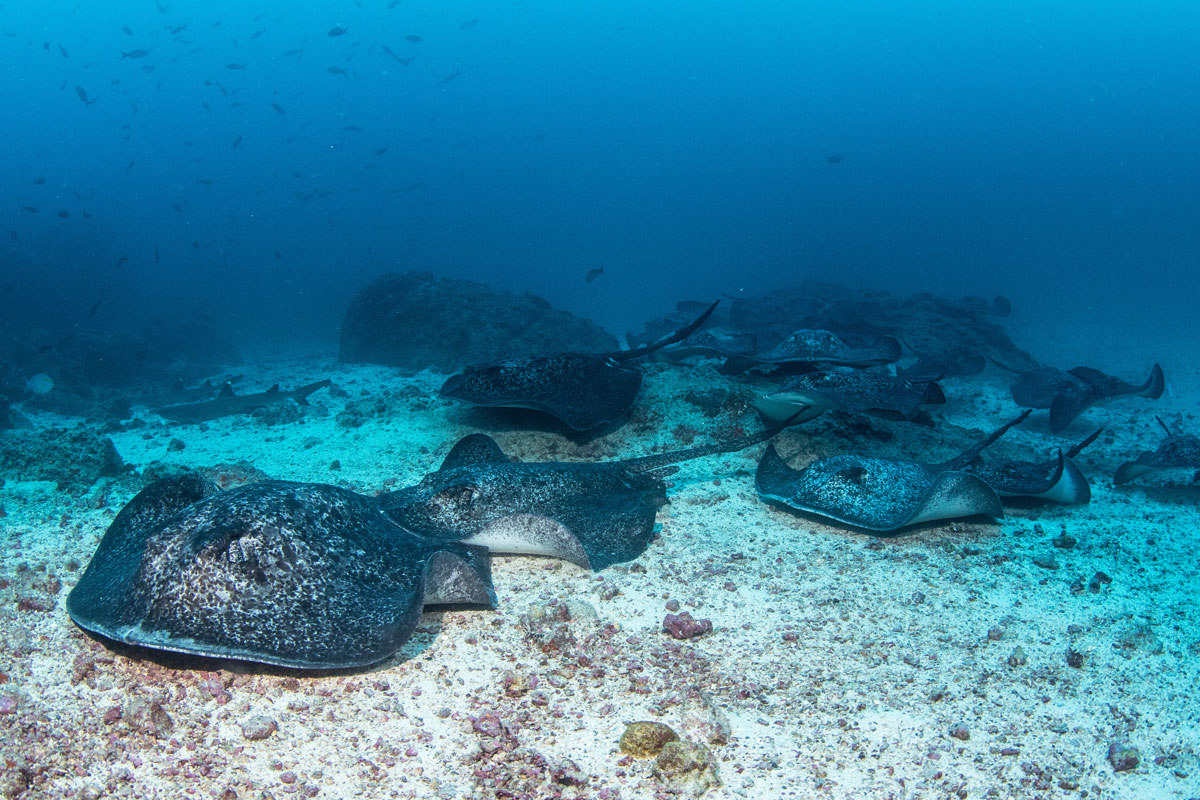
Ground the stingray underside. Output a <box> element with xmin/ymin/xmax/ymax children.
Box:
<box><xmin>756</xmin><ymin>446</ymin><xmax>1003</xmax><ymax>532</ymax></box>
<box><xmin>67</xmin><ymin>478</ymin><xmax>494</xmax><ymax>669</ymax></box>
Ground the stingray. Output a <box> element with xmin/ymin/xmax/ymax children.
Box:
<box><xmin>67</xmin><ymin>475</ymin><xmax>496</xmax><ymax>669</ymax></box>
<box><xmin>756</xmin><ymin>447</ymin><xmax>1003</xmax><ymax>533</ymax></box>
<box><xmin>996</xmin><ymin>361</ymin><xmax>1164</xmax><ymax>433</ymax></box>
<box><xmin>440</xmin><ymin>301</ymin><xmax>718</xmax><ymax>431</ymax></box>
<box><xmin>953</xmin><ymin>410</ymin><xmax>1101</xmax><ymax>504</ymax></box>
<box><xmin>753</xmin><ymin>370</ymin><xmax>945</xmax><ymax>426</ymax></box>
<box><xmin>153</xmin><ymin>379</ymin><xmax>331</xmax><ymax>424</ymax></box>
<box><xmin>1114</xmin><ymin>419</ymin><xmax>1200</xmax><ymax>485</ymax></box>
<box><xmin>379</xmin><ymin>417</ymin><xmax>798</xmax><ymax>570</ymax></box>
<box><xmin>752</xmin><ymin>329</ymin><xmax>902</xmax><ymax>368</ymax></box>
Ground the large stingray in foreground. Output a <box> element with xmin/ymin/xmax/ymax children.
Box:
<box><xmin>381</xmin><ymin>418</ymin><xmax>797</xmax><ymax>570</ymax></box>
<box><xmin>752</xmin><ymin>370</ymin><xmax>945</xmax><ymax>426</ymax></box>
<box><xmin>998</xmin><ymin>362</ymin><xmax>1164</xmax><ymax>433</ymax></box>
<box><xmin>1114</xmin><ymin>419</ymin><xmax>1200</xmax><ymax>485</ymax></box>
<box><xmin>67</xmin><ymin>475</ymin><xmax>495</xmax><ymax>669</ymax></box>
<box><xmin>440</xmin><ymin>302</ymin><xmax>718</xmax><ymax>431</ymax></box>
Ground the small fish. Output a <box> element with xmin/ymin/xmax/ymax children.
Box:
<box><xmin>226</xmin><ymin>62</ymin><xmax>246</xmax><ymax>70</ymax></box>
<box><xmin>585</xmin><ymin>267</ymin><xmax>604</xmax><ymax>283</ymax></box>
<box><xmin>21</xmin><ymin>206</ymin><xmax>38</xmax><ymax>213</ymax></box>
<box><xmin>438</xmin><ymin>70</ymin><xmax>460</xmax><ymax>85</ymax></box>
<box><xmin>270</xmin><ymin>102</ymin><xmax>286</xmax><ymax>115</ymax></box>
<box><xmin>26</xmin><ymin>373</ymin><xmax>54</xmax><ymax>395</ymax></box>
<box><xmin>283</xmin><ymin>48</ymin><xmax>302</xmax><ymax>57</ymax></box>
<box><xmin>251</xmin><ymin>29</ymin><xmax>266</xmax><ymax>39</ymax></box>
<box><xmin>232</xmin><ymin>134</ymin><xmax>243</xmax><ymax>148</ymax></box>
<box><xmin>58</xmin><ymin>43</ymin><xmax>70</xmax><ymax>58</ymax></box>
<box><xmin>57</xmin><ymin>209</ymin><xmax>70</xmax><ymax>219</ymax></box>
<box><xmin>405</xmin><ymin>34</ymin><xmax>422</xmax><ymax>43</ymax></box>
<box><xmin>88</xmin><ymin>299</ymin><xmax>101</xmax><ymax>317</ymax></box>
<box><xmin>116</xmin><ymin>256</ymin><xmax>128</xmax><ymax>267</ymax></box>
<box><xmin>275</xmin><ymin>250</ymin><xmax>282</xmax><ymax>260</ymax></box>
<box><xmin>75</xmin><ymin>85</ymin><xmax>96</xmax><ymax>105</ymax></box>
<box><xmin>34</xmin><ymin>176</ymin><xmax>45</xmax><ymax>185</ymax></box>
<box><xmin>170</xmin><ymin>23</ymin><xmax>188</xmax><ymax>35</ymax></box>
<box><xmin>196</xmin><ymin>178</ymin><xmax>214</xmax><ymax>186</ymax></box>
<box><xmin>201</xmin><ymin>100</ymin><xmax>212</xmax><ymax>113</ymax></box>
<box><xmin>327</xmin><ymin>65</ymin><xmax>349</xmax><ymax>76</ymax></box>
<box><xmin>122</xmin><ymin>26</ymin><xmax>134</xmax><ymax>35</ymax></box>
<box><xmin>374</xmin><ymin>145</ymin><xmax>388</xmax><ymax>156</ymax></box>
<box><xmin>343</xmin><ymin>125</ymin><xmax>363</xmax><ymax>132</ymax></box>
<box><xmin>328</xmin><ymin>25</ymin><xmax>348</xmax><ymax>37</ymax></box>
<box><xmin>120</xmin><ymin>48</ymin><xmax>150</xmax><ymax>59</ymax></box>
<box><xmin>459</xmin><ymin>18</ymin><xmax>478</xmax><ymax>30</ymax></box>
<box><xmin>826</xmin><ymin>154</ymin><xmax>844</xmax><ymax>164</ymax></box>
<box><xmin>387</xmin><ymin>0</ymin><xmax>402</xmax><ymax>8</ymax></box>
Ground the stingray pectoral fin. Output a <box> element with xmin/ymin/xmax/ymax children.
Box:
<box><xmin>464</xmin><ymin>513</ymin><xmax>592</xmax><ymax>569</ymax></box>
<box><xmin>1048</xmin><ymin>391</ymin><xmax>1093</xmax><ymax>433</ymax></box>
<box><xmin>1114</xmin><ymin>461</ymin><xmax>1158</xmax><ymax>485</ymax></box>
<box><xmin>906</xmin><ymin>471</ymin><xmax>1004</xmax><ymax>527</ymax></box>
<box><xmin>752</xmin><ymin>391</ymin><xmax>832</xmax><ymax>425</ymax></box>
<box><xmin>440</xmin><ymin>433</ymin><xmax>512</xmax><ymax>470</ymax></box>
<box><xmin>422</xmin><ymin>545</ymin><xmax>497</xmax><ymax>607</ymax></box>
<box><xmin>1035</xmin><ymin>453</ymin><xmax>1091</xmax><ymax>504</ymax></box>
<box><xmin>1139</xmin><ymin>363</ymin><xmax>1166</xmax><ymax>400</ymax></box>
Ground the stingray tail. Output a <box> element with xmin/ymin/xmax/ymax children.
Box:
<box><xmin>942</xmin><ymin>408</ymin><xmax>1033</xmax><ymax>470</ymax></box>
<box><xmin>613</xmin><ymin>300</ymin><xmax>719</xmax><ymax>362</ymax></box>
<box><xmin>624</xmin><ymin>407</ymin><xmax>808</xmax><ymax>473</ymax></box>
<box><xmin>1065</xmin><ymin>427</ymin><xmax>1104</xmax><ymax>459</ymax></box>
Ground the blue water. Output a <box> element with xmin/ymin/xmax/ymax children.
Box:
<box><xmin>2</xmin><ymin>0</ymin><xmax>1198</xmax><ymax>345</ymax></box>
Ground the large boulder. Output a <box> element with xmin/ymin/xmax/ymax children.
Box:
<box><xmin>339</xmin><ymin>272</ymin><xmax>618</xmax><ymax>371</ymax></box>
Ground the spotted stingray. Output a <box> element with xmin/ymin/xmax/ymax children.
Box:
<box><xmin>955</xmin><ymin>410</ymin><xmax>1101</xmax><ymax>504</ymax></box>
<box><xmin>996</xmin><ymin>361</ymin><xmax>1164</xmax><ymax>433</ymax></box>
<box><xmin>380</xmin><ymin>417</ymin><xmax>799</xmax><ymax>570</ymax></box>
<box><xmin>440</xmin><ymin>301</ymin><xmax>718</xmax><ymax>431</ymax></box>
<box><xmin>67</xmin><ymin>475</ymin><xmax>496</xmax><ymax>669</ymax></box>
<box><xmin>754</xmin><ymin>418</ymin><xmax>1017</xmax><ymax>532</ymax></box>
<box><xmin>1114</xmin><ymin>419</ymin><xmax>1200</xmax><ymax>485</ymax></box>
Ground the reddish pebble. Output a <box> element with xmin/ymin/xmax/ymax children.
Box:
<box><xmin>280</xmin><ymin>772</ymin><xmax>297</xmax><ymax>784</ymax></box>
<box><xmin>662</xmin><ymin>612</ymin><xmax>713</xmax><ymax>640</ymax></box>
<box><xmin>0</xmin><ymin>694</ymin><xmax>16</xmax><ymax>714</ymax></box>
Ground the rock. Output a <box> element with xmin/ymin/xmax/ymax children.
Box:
<box><xmin>240</xmin><ymin>714</ymin><xmax>278</xmax><ymax>741</ymax></box>
<box><xmin>1032</xmin><ymin>555</ymin><xmax>1060</xmax><ymax>570</ymax></box>
<box><xmin>680</xmin><ymin>691</ymin><xmax>731</xmax><ymax>746</ymax></box>
<box><xmin>339</xmin><ymin>271</ymin><xmax>617</xmax><ymax>371</ymax></box>
<box><xmin>652</xmin><ymin>739</ymin><xmax>721</xmax><ymax>797</ymax></box>
<box><xmin>1107</xmin><ymin>740</ymin><xmax>1139</xmax><ymax>772</ymax></box>
<box><xmin>1114</xmin><ymin>620</ymin><xmax>1164</xmax><ymax>656</ymax></box>
<box><xmin>124</xmin><ymin>697</ymin><xmax>173</xmax><ymax>738</ymax></box>
<box><xmin>619</xmin><ymin>721</ymin><xmax>679</xmax><ymax>758</ymax></box>
<box><xmin>1065</xmin><ymin>647</ymin><xmax>1084</xmax><ymax>668</ymax></box>
<box><xmin>948</xmin><ymin>722</ymin><xmax>970</xmax><ymax>741</ymax></box>
<box><xmin>0</xmin><ymin>426</ymin><xmax>127</xmax><ymax>492</ymax></box>
<box><xmin>663</xmin><ymin>612</ymin><xmax>713</xmax><ymax>640</ymax></box>
<box><xmin>1051</xmin><ymin>530</ymin><xmax>1077</xmax><ymax>549</ymax></box>
<box><xmin>1007</xmin><ymin>646</ymin><xmax>1027</xmax><ymax>667</ymax></box>
<box><xmin>1088</xmin><ymin>571</ymin><xmax>1112</xmax><ymax>593</ymax></box>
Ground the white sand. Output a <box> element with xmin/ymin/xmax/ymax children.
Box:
<box><xmin>2</xmin><ymin>322</ymin><xmax>1198</xmax><ymax>799</ymax></box>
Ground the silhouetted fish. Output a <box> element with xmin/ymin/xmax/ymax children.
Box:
<box><xmin>58</xmin><ymin>43</ymin><xmax>69</xmax><ymax>58</ymax></box>
<box><xmin>34</xmin><ymin>176</ymin><xmax>45</xmax><ymax>184</ymax></box>
<box><xmin>271</xmin><ymin>102</ymin><xmax>286</xmax><ymax>115</ymax></box>
<box><xmin>251</xmin><ymin>29</ymin><xmax>266</xmax><ymax>39</ymax></box>
<box><xmin>827</xmin><ymin>154</ymin><xmax>844</xmax><ymax>164</ymax></box>
<box><xmin>438</xmin><ymin>70</ymin><xmax>460</xmax><ymax>85</ymax></box>
<box><xmin>120</xmin><ymin>48</ymin><xmax>150</xmax><ymax>59</ymax></box>
<box><xmin>405</xmin><ymin>34</ymin><xmax>422</xmax><ymax>43</ymax></box>
<box><xmin>75</xmin><ymin>85</ymin><xmax>96</xmax><ymax>106</ymax></box>
<box><xmin>122</xmin><ymin>26</ymin><xmax>133</xmax><ymax>35</ymax></box>
<box><xmin>232</xmin><ymin>134</ymin><xmax>243</xmax><ymax>148</ymax></box>
<box><xmin>21</xmin><ymin>206</ymin><xmax>37</xmax><ymax>213</ymax></box>
<box><xmin>226</xmin><ymin>62</ymin><xmax>245</xmax><ymax>69</ymax></box>
<box><xmin>170</xmin><ymin>23</ymin><xmax>188</xmax><ymax>35</ymax></box>
<box><xmin>328</xmin><ymin>25</ymin><xmax>348</xmax><ymax>37</ymax></box>
<box><xmin>57</xmin><ymin>209</ymin><xmax>70</xmax><ymax>219</ymax></box>
<box><xmin>460</xmin><ymin>18</ymin><xmax>478</xmax><ymax>29</ymax></box>
<box><xmin>585</xmin><ymin>267</ymin><xmax>604</xmax><ymax>282</ymax></box>
<box><xmin>328</xmin><ymin>65</ymin><xmax>349</xmax><ymax>75</ymax></box>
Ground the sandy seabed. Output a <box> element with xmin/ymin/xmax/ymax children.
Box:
<box><xmin>2</xmin><ymin>329</ymin><xmax>1199</xmax><ymax>800</ymax></box>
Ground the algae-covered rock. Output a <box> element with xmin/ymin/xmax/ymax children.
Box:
<box><xmin>618</xmin><ymin>721</ymin><xmax>679</xmax><ymax>758</ymax></box>
<box><xmin>652</xmin><ymin>739</ymin><xmax>721</xmax><ymax>796</ymax></box>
